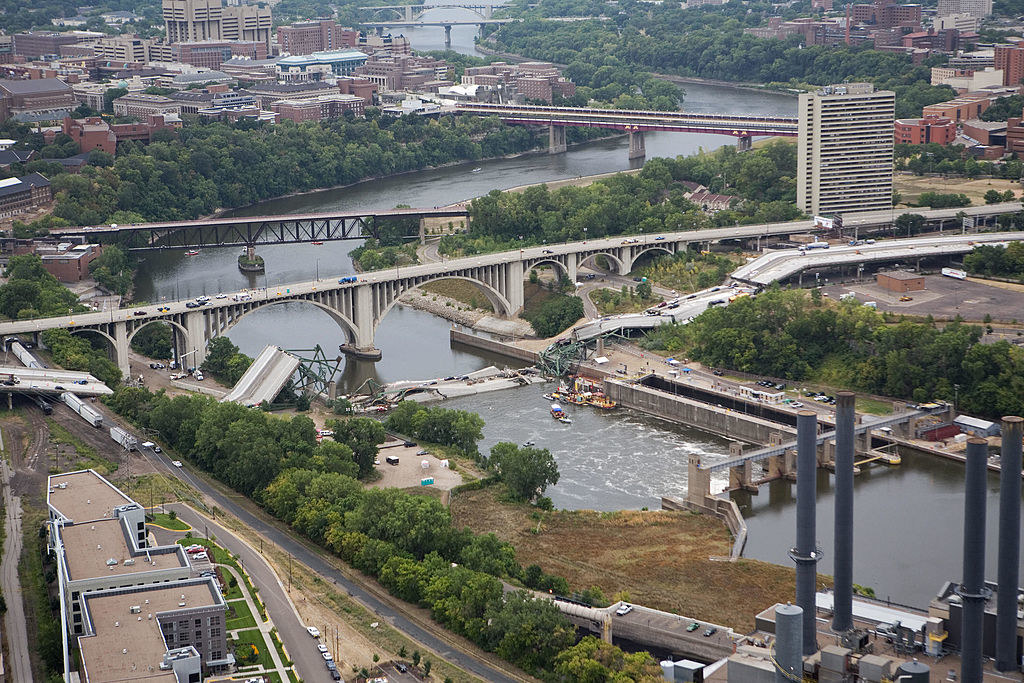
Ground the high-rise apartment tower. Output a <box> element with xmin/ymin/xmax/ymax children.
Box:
<box><xmin>797</xmin><ymin>83</ymin><xmax>895</xmax><ymax>216</ymax></box>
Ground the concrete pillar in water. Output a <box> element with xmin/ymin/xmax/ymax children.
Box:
<box><xmin>548</xmin><ymin>124</ymin><xmax>566</xmax><ymax>155</ymax></box>
<box><xmin>627</xmin><ymin>130</ymin><xmax>645</xmax><ymax>159</ymax></box>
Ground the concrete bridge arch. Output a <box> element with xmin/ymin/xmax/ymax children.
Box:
<box><xmin>371</xmin><ymin>273</ymin><xmax>514</xmax><ymax>336</ymax></box>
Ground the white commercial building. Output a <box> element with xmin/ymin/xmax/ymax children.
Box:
<box><xmin>797</xmin><ymin>83</ymin><xmax>895</xmax><ymax>216</ymax></box>
<box><xmin>937</xmin><ymin>0</ymin><xmax>992</xmax><ymax>18</ymax></box>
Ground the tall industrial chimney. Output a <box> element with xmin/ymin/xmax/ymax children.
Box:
<box><xmin>996</xmin><ymin>416</ymin><xmax>1022</xmax><ymax>672</ymax></box>
<box><xmin>959</xmin><ymin>437</ymin><xmax>989</xmax><ymax>683</ymax></box>
<box><xmin>832</xmin><ymin>391</ymin><xmax>855</xmax><ymax>634</ymax></box>
<box><xmin>775</xmin><ymin>603</ymin><xmax>803</xmax><ymax>683</ymax></box>
<box><xmin>790</xmin><ymin>410</ymin><xmax>820</xmax><ymax>655</ymax></box>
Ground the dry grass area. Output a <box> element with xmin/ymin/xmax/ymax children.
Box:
<box><xmin>895</xmin><ymin>175</ymin><xmax>1021</xmax><ymax>207</ymax></box>
<box><xmin>420</xmin><ymin>279</ymin><xmax>495</xmax><ymax>311</ymax></box>
<box><xmin>451</xmin><ymin>487</ymin><xmax>803</xmax><ymax>633</ymax></box>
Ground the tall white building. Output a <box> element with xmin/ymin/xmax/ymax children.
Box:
<box><xmin>796</xmin><ymin>83</ymin><xmax>895</xmax><ymax>216</ymax></box>
<box><xmin>163</xmin><ymin>0</ymin><xmax>271</xmax><ymax>49</ymax></box>
<box><xmin>937</xmin><ymin>0</ymin><xmax>992</xmax><ymax>18</ymax></box>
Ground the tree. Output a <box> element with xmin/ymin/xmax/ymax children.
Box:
<box><xmin>894</xmin><ymin>213</ymin><xmax>926</xmax><ymax>237</ymax></box>
<box><xmin>635</xmin><ymin>279</ymin><xmax>652</xmax><ymax>299</ymax></box>
<box><xmin>328</xmin><ymin>417</ymin><xmax>386</xmax><ymax>477</ymax></box>
<box><xmin>103</xmin><ymin>87</ymin><xmax>128</xmax><ymax>114</ymax></box>
<box><xmin>985</xmin><ymin>189</ymin><xmax>1004</xmax><ymax>204</ymax></box>
<box><xmin>488</xmin><ymin>442</ymin><xmax>561</xmax><ymax>502</ymax></box>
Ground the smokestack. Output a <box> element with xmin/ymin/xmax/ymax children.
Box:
<box><xmin>959</xmin><ymin>437</ymin><xmax>989</xmax><ymax>683</ymax></box>
<box><xmin>790</xmin><ymin>410</ymin><xmax>820</xmax><ymax>655</ymax></box>
<box><xmin>775</xmin><ymin>603</ymin><xmax>803</xmax><ymax>683</ymax></box>
<box><xmin>996</xmin><ymin>416</ymin><xmax>1022</xmax><ymax>672</ymax></box>
<box><xmin>832</xmin><ymin>391</ymin><xmax>855</xmax><ymax>634</ymax></box>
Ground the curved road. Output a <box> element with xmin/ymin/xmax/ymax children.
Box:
<box><xmin>137</xmin><ymin>448</ymin><xmax>521</xmax><ymax>683</ymax></box>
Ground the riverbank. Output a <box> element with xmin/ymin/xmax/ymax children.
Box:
<box><xmin>398</xmin><ymin>288</ymin><xmax>534</xmax><ymax>337</ymax></box>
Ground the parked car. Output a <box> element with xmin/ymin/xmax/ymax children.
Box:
<box><xmin>317</xmin><ymin>644</ymin><xmax>328</xmax><ymax>653</ymax></box>
<box><xmin>306</xmin><ymin>626</ymin><xmax>321</xmax><ymax>638</ymax></box>
<box><xmin>704</xmin><ymin>626</ymin><xmax>717</xmax><ymax>637</ymax></box>
<box><xmin>687</xmin><ymin>621</ymin><xmax>700</xmax><ymax>632</ymax></box>
<box><xmin>172</xmin><ymin>460</ymin><xmax>183</xmax><ymax>467</ymax></box>
<box><xmin>615</xmin><ymin>603</ymin><xmax>633</xmax><ymax>616</ymax></box>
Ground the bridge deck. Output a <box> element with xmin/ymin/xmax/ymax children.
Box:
<box><xmin>221</xmin><ymin>345</ymin><xmax>301</xmax><ymax>406</ymax></box>
<box><xmin>701</xmin><ymin>411</ymin><xmax>919</xmax><ymax>472</ymax></box>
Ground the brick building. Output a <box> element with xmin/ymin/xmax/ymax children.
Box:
<box><xmin>461</xmin><ymin>62</ymin><xmax>575</xmax><ymax>103</ymax></box>
<box><xmin>0</xmin><ymin>78</ymin><xmax>76</xmax><ymax>121</ymax></box>
<box><xmin>850</xmin><ymin>0</ymin><xmax>922</xmax><ymax>28</ymax></box>
<box><xmin>172</xmin><ymin>40</ymin><xmax>267</xmax><ymax>69</ymax></box>
<box><xmin>922</xmin><ymin>92</ymin><xmax>991</xmax><ymax>120</ymax></box>
<box><xmin>357</xmin><ymin>33</ymin><xmax>412</xmax><ymax>56</ymax></box>
<box><xmin>354</xmin><ymin>54</ymin><xmax>448</xmax><ymax>92</ymax></box>
<box><xmin>0</xmin><ymin>173</ymin><xmax>51</xmax><ymax>218</ymax></box>
<box><xmin>277</xmin><ymin>19</ymin><xmax>359</xmax><ymax>56</ymax></box>
<box><xmin>37</xmin><ymin>242</ymin><xmax>103</xmax><ymax>281</ymax></box>
<box><xmin>877</xmin><ymin>270</ymin><xmax>925</xmax><ymax>292</ymax></box>
<box><xmin>894</xmin><ymin>116</ymin><xmax>957</xmax><ymax>144</ymax></box>
<box><xmin>244</xmin><ymin>81</ymin><xmax>337</xmax><ymax>108</ymax></box>
<box><xmin>1005</xmin><ymin>110</ymin><xmax>1024</xmax><ymax>153</ymax></box>
<box><xmin>12</xmin><ymin>31</ymin><xmax>97</xmax><ymax>59</ymax></box>
<box><xmin>994</xmin><ymin>43</ymin><xmax>1024</xmax><ymax>86</ymax></box>
<box><xmin>271</xmin><ymin>92</ymin><xmax>366</xmax><ymax>121</ymax></box>
<box><xmin>337</xmin><ymin>76</ymin><xmax>377</xmax><ymax>103</ymax></box>
<box><xmin>61</xmin><ymin>116</ymin><xmax>117</xmax><ymax>154</ymax></box>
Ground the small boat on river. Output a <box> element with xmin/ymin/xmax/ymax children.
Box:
<box><xmin>550</xmin><ymin>404</ymin><xmax>571</xmax><ymax>424</ymax></box>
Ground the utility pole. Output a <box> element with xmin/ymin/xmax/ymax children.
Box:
<box><xmin>288</xmin><ymin>553</ymin><xmax>293</xmax><ymax>592</ymax></box>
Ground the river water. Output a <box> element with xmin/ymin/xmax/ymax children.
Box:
<box><xmin>128</xmin><ymin>29</ymin><xmax>1023</xmax><ymax>608</ymax></box>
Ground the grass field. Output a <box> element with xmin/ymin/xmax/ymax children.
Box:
<box><xmin>420</xmin><ymin>280</ymin><xmax>495</xmax><ymax>311</ymax></box>
<box><xmin>233</xmin><ymin>628</ymin><xmax>275</xmax><ymax>670</ymax></box>
<box><xmin>148</xmin><ymin>511</ymin><xmax>190</xmax><ymax>530</ymax></box>
<box><xmin>451</xmin><ymin>487</ymin><xmax>816</xmax><ymax>633</ymax></box>
<box><xmin>895</xmin><ymin>174</ymin><xmax>1020</xmax><ymax>208</ymax></box>
<box><xmin>226</xmin><ymin>599</ymin><xmax>257</xmax><ymax>631</ymax></box>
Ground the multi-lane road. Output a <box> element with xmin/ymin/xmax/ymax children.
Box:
<box><xmin>133</xmin><ymin>444</ymin><xmax>519</xmax><ymax>683</ymax></box>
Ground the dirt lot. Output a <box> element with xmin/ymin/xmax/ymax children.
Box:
<box><xmin>450</xmin><ymin>486</ymin><xmax>807</xmax><ymax>634</ymax></box>
<box><xmin>894</xmin><ymin>175</ymin><xmax>1021</xmax><ymax>207</ymax></box>
<box><xmin>370</xmin><ymin>443</ymin><xmax>463</xmax><ymax>491</ymax></box>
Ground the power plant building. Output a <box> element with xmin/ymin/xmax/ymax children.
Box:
<box><xmin>797</xmin><ymin>83</ymin><xmax>895</xmax><ymax>216</ymax></box>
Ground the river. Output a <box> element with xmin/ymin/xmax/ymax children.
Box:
<box><xmin>128</xmin><ymin>28</ymin><xmax>1022</xmax><ymax>609</ymax></box>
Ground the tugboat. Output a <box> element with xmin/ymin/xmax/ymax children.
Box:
<box><xmin>550</xmin><ymin>404</ymin><xmax>571</xmax><ymax>424</ymax></box>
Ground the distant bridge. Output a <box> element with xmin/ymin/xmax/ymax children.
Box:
<box><xmin>360</xmin><ymin>18</ymin><xmax>515</xmax><ymax>46</ymax></box>
<box><xmin>454</xmin><ymin>103</ymin><xmax>800</xmax><ymax>157</ymax></box>
<box><xmin>359</xmin><ymin>3</ymin><xmax>503</xmax><ymax>22</ymax></box>
<box><xmin>46</xmin><ymin>206</ymin><xmax>468</xmax><ymax>250</ymax></box>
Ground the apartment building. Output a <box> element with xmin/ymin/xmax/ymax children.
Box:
<box><xmin>797</xmin><ymin>83</ymin><xmax>895</xmax><ymax>215</ymax></box>
<box><xmin>276</xmin><ymin>19</ymin><xmax>359</xmax><ymax>56</ymax></box>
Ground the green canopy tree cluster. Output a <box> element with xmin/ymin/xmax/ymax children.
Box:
<box><xmin>487</xmin><ymin>442</ymin><xmax>561</xmax><ymax>502</ymax></box>
<box><xmin>384</xmin><ymin>401</ymin><xmax>486</xmax><ymax>457</ymax></box>
<box><xmin>965</xmin><ymin>243</ymin><xmax>1024</xmax><ymax>279</ymax></box>
<box><xmin>0</xmin><ymin>255</ymin><xmax>85</xmax><ymax>320</ymax></box>
<box><xmin>642</xmin><ymin>287</ymin><xmax>1024</xmax><ymax>416</ymax></box>
<box><xmin>200</xmin><ymin>337</ymin><xmax>254</xmax><ymax>386</ymax></box>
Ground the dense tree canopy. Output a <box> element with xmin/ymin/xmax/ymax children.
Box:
<box><xmin>0</xmin><ymin>255</ymin><xmax>85</xmax><ymax>319</ymax></box>
<box><xmin>488</xmin><ymin>442</ymin><xmax>561</xmax><ymax>501</ymax></box>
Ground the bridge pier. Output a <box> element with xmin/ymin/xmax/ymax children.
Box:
<box><xmin>736</xmin><ymin>135</ymin><xmax>753</xmax><ymax>152</ymax></box>
<box><xmin>443</xmin><ymin>24</ymin><xmax>452</xmax><ymax>48</ymax></box>
<box><xmin>548</xmin><ymin>124</ymin><xmax>566</xmax><ymax>155</ymax></box>
<box><xmin>376</xmin><ymin>25</ymin><xmax>385</xmax><ymax>35</ymax></box>
<box><xmin>627</xmin><ymin>131</ymin><xmax>645</xmax><ymax>160</ymax></box>
<box><xmin>113</xmin><ymin>323</ymin><xmax>130</xmax><ymax>380</ymax></box>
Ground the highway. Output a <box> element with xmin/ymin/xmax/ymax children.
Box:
<box><xmin>221</xmin><ymin>345</ymin><xmax>301</xmax><ymax>406</ymax></box>
<box><xmin>133</xmin><ymin>445</ymin><xmax>521</xmax><ymax>683</ymax></box>
<box><xmin>0</xmin><ymin>366</ymin><xmax>112</xmax><ymax>396</ymax></box>
<box><xmin>731</xmin><ymin>231</ymin><xmax>1024</xmax><ymax>286</ymax></box>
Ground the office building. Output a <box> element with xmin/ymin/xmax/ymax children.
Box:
<box><xmin>276</xmin><ymin>19</ymin><xmax>359</xmax><ymax>56</ymax></box>
<box><xmin>797</xmin><ymin>83</ymin><xmax>895</xmax><ymax>215</ymax></box>
<box><xmin>271</xmin><ymin>92</ymin><xmax>366</xmax><ymax>121</ymax></box>
<box><xmin>163</xmin><ymin>0</ymin><xmax>271</xmax><ymax>50</ymax></box>
<box><xmin>12</xmin><ymin>31</ymin><xmax>98</xmax><ymax>59</ymax></box>
<box><xmin>922</xmin><ymin>92</ymin><xmax>991</xmax><ymax>120</ymax></box>
<box><xmin>113</xmin><ymin>93</ymin><xmax>182</xmax><ymax>118</ymax></box>
<box><xmin>0</xmin><ymin>173</ymin><xmax>51</xmax><ymax>218</ymax></box>
<box><xmin>894</xmin><ymin>116</ymin><xmax>957</xmax><ymax>144</ymax></box>
<box><xmin>937</xmin><ymin>0</ymin><xmax>992</xmax><ymax>17</ymax></box>
<box><xmin>850</xmin><ymin>0</ymin><xmax>923</xmax><ymax>28</ymax></box>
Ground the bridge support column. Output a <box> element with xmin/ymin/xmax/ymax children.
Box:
<box><xmin>376</xmin><ymin>25</ymin><xmax>385</xmax><ymax>36</ymax></box>
<box><xmin>478</xmin><ymin>23</ymin><xmax>486</xmax><ymax>39</ymax></box>
<box><xmin>627</xmin><ymin>130</ymin><xmax>645</xmax><ymax>160</ymax></box>
<box><xmin>342</xmin><ymin>284</ymin><xmax>382</xmax><ymax>361</ymax></box>
<box><xmin>404</xmin><ymin>4</ymin><xmax>413</xmax><ymax>21</ymax></box>
<box><xmin>443</xmin><ymin>24</ymin><xmax>452</xmax><ymax>48</ymax></box>
<box><xmin>736</xmin><ymin>135</ymin><xmax>753</xmax><ymax>152</ymax></box>
<box><xmin>113</xmin><ymin>321</ymin><xmax>130</xmax><ymax>380</ymax></box>
<box><xmin>687</xmin><ymin>454</ymin><xmax>711</xmax><ymax>506</ymax></box>
<box><xmin>184</xmin><ymin>310</ymin><xmax>207</xmax><ymax>370</ymax></box>
<box><xmin>504</xmin><ymin>260</ymin><xmax>525</xmax><ymax>314</ymax></box>
<box><xmin>548</xmin><ymin>124</ymin><xmax>566</xmax><ymax>155</ymax></box>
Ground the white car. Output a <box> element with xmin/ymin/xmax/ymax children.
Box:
<box><xmin>141</xmin><ymin>441</ymin><xmax>155</xmax><ymax>449</ymax></box>
<box><xmin>193</xmin><ymin>552</ymin><xmax>208</xmax><ymax>561</ymax></box>
<box><xmin>171</xmin><ymin>460</ymin><xmax>183</xmax><ymax>467</ymax></box>
<box><xmin>194</xmin><ymin>372</ymin><xmax>204</xmax><ymax>381</ymax></box>
<box><xmin>616</xmin><ymin>603</ymin><xmax>633</xmax><ymax>616</ymax></box>
<box><xmin>215</xmin><ymin>293</ymin><xmax>227</xmax><ymax>299</ymax></box>
<box><xmin>317</xmin><ymin>644</ymin><xmax>328</xmax><ymax>653</ymax></box>
<box><xmin>306</xmin><ymin>626</ymin><xmax>321</xmax><ymax>638</ymax></box>
<box><xmin>322</xmin><ymin>651</ymin><xmax>334</xmax><ymax>661</ymax></box>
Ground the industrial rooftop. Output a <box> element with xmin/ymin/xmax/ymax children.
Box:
<box><xmin>48</xmin><ymin>470</ymin><xmax>137</xmax><ymax>523</ymax></box>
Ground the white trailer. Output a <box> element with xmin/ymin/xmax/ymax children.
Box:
<box><xmin>8</xmin><ymin>340</ymin><xmax>43</xmax><ymax>369</ymax></box>
<box><xmin>941</xmin><ymin>267</ymin><xmax>967</xmax><ymax>280</ymax></box>
<box><xmin>62</xmin><ymin>392</ymin><xmax>103</xmax><ymax>427</ymax></box>
<box><xmin>109</xmin><ymin>426</ymin><xmax>137</xmax><ymax>451</ymax></box>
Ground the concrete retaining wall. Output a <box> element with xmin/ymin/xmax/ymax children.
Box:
<box><xmin>603</xmin><ymin>379</ymin><xmax>795</xmax><ymax>445</ymax></box>
<box><xmin>663</xmin><ymin>495</ymin><xmax>747</xmax><ymax>561</ymax></box>
<box><xmin>449</xmin><ymin>329</ymin><xmax>539</xmax><ymax>363</ymax></box>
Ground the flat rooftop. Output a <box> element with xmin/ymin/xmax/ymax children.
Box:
<box><xmin>48</xmin><ymin>470</ymin><xmax>136</xmax><ymax>523</ymax></box>
<box><xmin>878</xmin><ymin>270</ymin><xmax>923</xmax><ymax>281</ymax></box>
<box><xmin>60</xmin><ymin>519</ymin><xmax>187</xmax><ymax>581</ymax></box>
<box><xmin>78</xmin><ymin>580</ymin><xmax>219</xmax><ymax>682</ymax></box>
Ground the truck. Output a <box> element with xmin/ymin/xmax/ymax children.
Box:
<box><xmin>109</xmin><ymin>426</ymin><xmax>137</xmax><ymax>451</ymax></box>
<box><xmin>941</xmin><ymin>267</ymin><xmax>967</xmax><ymax>280</ymax></box>
<box><xmin>62</xmin><ymin>392</ymin><xmax>103</xmax><ymax>427</ymax></box>
<box><xmin>803</xmin><ymin>241</ymin><xmax>830</xmax><ymax>250</ymax></box>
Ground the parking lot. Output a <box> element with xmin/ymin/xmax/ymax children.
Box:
<box><xmin>822</xmin><ymin>274</ymin><xmax>1024</xmax><ymax>322</ymax></box>
<box><xmin>369</xmin><ymin>443</ymin><xmax>463</xmax><ymax>491</ymax></box>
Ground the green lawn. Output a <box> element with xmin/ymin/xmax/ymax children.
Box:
<box><xmin>148</xmin><ymin>512</ymin><xmax>190</xmax><ymax>531</ymax></box>
<box><xmin>176</xmin><ymin>537</ymin><xmax>266</xmax><ymax>618</ymax></box>
<box><xmin>219</xmin><ymin>567</ymin><xmax>243</xmax><ymax>600</ymax></box>
<box><xmin>856</xmin><ymin>397</ymin><xmax>894</xmax><ymax>415</ymax></box>
<box><xmin>226</xmin><ymin>599</ymin><xmax>257</xmax><ymax>630</ymax></box>
<box><xmin>232</xmin><ymin>628</ymin><xmax>275</xmax><ymax>670</ymax></box>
